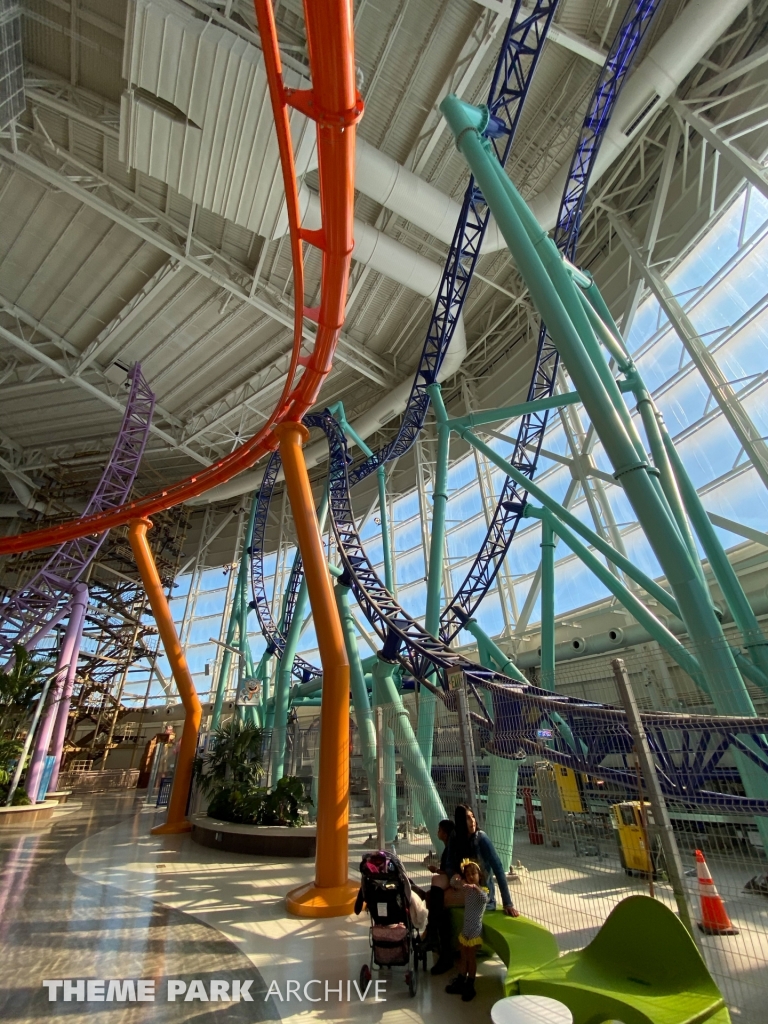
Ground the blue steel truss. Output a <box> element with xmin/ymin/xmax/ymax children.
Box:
<box><xmin>319</xmin><ymin>406</ymin><xmax>768</xmax><ymax>813</ymax></box>
<box><xmin>349</xmin><ymin>0</ymin><xmax>559</xmax><ymax>484</ymax></box>
<box><xmin>440</xmin><ymin>0</ymin><xmax>663</xmax><ymax>641</ymax></box>
<box><xmin>249</xmin><ymin>447</ymin><xmax>320</xmax><ymax>681</ymax></box>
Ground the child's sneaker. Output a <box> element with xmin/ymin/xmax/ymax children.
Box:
<box><xmin>445</xmin><ymin>974</ymin><xmax>466</xmax><ymax>995</ymax></box>
<box><xmin>461</xmin><ymin>978</ymin><xmax>476</xmax><ymax>1002</ymax></box>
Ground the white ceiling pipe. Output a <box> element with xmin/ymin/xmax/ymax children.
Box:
<box><xmin>526</xmin><ymin>0</ymin><xmax>752</xmax><ymax>234</ymax></box>
<box><xmin>4</xmin><ymin>475</ymin><xmax>47</xmax><ymax>514</ymax></box>
<box><xmin>197</xmin><ymin>317</ymin><xmax>467</xmax><ymax>503</ymax></box>
<box><xmin>353</xmin><ymin>0</ymin><xmax>751</xmax><ymax>246</ymax></box>
<box><xmin>301</xmin><ymin>188</ymin><xmax>442</xmax><ymax>299</ymax></box>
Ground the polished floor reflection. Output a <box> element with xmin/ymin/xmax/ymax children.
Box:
<box><xmin>65</xmin><ymin>802</ymin><xmax>507</xmax><ymax>1024</ymax></box>
<box><xmin>0</xmin><ymin>793</ymin><xmax>274</xmax><ymax>1023</ymax></box>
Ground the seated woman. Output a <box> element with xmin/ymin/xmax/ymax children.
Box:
<box><xmin>430</xmin><ymin>803</ymin><xmax>518</xmax><ymax>975</ymax></box>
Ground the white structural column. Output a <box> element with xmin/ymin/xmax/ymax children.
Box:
<box><xmin>607</xmin><ymin>208</ymin><xmax>768</xmax><ymax>491</ymax></box>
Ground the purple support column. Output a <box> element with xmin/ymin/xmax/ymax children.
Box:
<box><xmin>47</xmin><ymin>587</ymin><xmax>89</xmax><ymax>794</ymax></box>
<box><xmin>25</xmin><ymin>585</ymin><xmax>88</xmax><ymax>803</ymax></box>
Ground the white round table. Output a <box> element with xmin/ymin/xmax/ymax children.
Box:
<box><xmin>490</xmin><ymin>994</ymin><xmax>573</xmax><ymax>1024</ymax></box>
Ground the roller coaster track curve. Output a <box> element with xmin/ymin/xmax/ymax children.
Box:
<box><xmin>440</xmin><ymin>0</ymin><xmax>664</xmax><ymax>642</ymax></box>
<box><xmin>0</xmin><ymin>0</ymin><xmax>360</xmax><ymax>556</ymax></box>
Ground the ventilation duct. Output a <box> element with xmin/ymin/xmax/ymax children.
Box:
<box><xmin>0</xmin><ymin>0</ymin><xmax>24</xmax><ymax>132</ymax></box>
<box><xmin>120</xmin><ymin>0</ymin><xmax>317</xmax><ymax>239</ymax></box>
<box><xmin>351</xmin><ymin>0</ymin><xmax>751</xmax><ymax>244</ymax></box>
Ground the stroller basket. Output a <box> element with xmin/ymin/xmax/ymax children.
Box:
<box><xmin>371</xmin><ymin>923</ymin><xmax>409</xmax><ymax>966</ymax></box>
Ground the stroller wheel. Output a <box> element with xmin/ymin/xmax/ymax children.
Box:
<box><xmin>406</xmin><ymin>968</ymin><xmax>417</xmax><ymax>997</ymax></box>
<box><xmin>360</xmin><ymin>964</ymin><xmax>371</xmax><ymax>989</ymax></box>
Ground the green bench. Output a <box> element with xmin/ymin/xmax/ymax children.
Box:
<box><xmin>518</xmin><ymin>896</ymin><xmax>731</xmax><ymax>1024</ymax></box>
<box><xmin>450</xmin><ymin>896</ymin><xmax>730</xmax><ymax>1024</ymax></box>
<box><xmin>449</xmin><ymin>907</ymin><xmax>560</xmax><ymax>995</ymax></box>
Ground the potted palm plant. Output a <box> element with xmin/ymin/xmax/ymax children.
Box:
<box><xmin>191</xmin><ymin>718</ymin><xmax>315</xmax><ymax>856</ymax></box>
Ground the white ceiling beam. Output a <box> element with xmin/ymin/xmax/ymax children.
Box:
<box><xmin>607</xmin><ymin>207</ymin><xmax>768</xmax><ymax>492</ymax></box>
<box><xmin>0</xmin><ymin>144</ymin><xmax>396</xmax><ymax>394</ymax></box>
<box><xmin>25</xmin><ymin>87</ymin><xmax>120</xmax><ymax>140</ymax></box>
<box><xmin>669</xmin><ymin>97</ymin><xmax>768</xmax><ymax>201</ymax></box>
<box><xmin>0</xmin><ymin>298</ymin><xmax>209</xmax><ymax>465</ymax></box>
<box><xmin>74</xmin><ymin>259</ymin><xmax>182</xmax><ymax>374</ymax></box>
<box><xmin>691</xmin><ymin>43</ymin><xmax>768</xmax><ymax>97</ymax></box>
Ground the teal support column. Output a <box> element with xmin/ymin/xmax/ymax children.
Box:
<box><xmin>269</xmin><ymin>490</ymin><xmax>330</xmax><ymax>783</ymax></box>
<box><xmin>540</xmin><ymin>518</ymin><xmax>556</xmax><ymax>692</ymax></box>
<box><xmin>371</xmin><ymin>660</ymin><xmax>398</xmax><ymax>844</ymax></box>
<box><xmin>633</xmin><ymin>381</ymin><xmax>706</xmax><ymax>585</ymax></box>
<box><xmin>660</xmin><ymin>427</ymin><xmax>768</xmax><ymax>692</ymax></box>
<box><xmin>486</xmin><ymin>756</ymin><xmax>520</xmax><ymax>874</ymax></box>
<box><xmin>471</xmin><ymin>625</ymin><xmax>520</xmax><ymax>873</ymax></box>
<box><xmin>270</xmin><ymin>574</ymin><xmax>310</xmax><ymax>783</ymax></box>
<box><xmin>212</xmin><ymin>492</ymin><xmax>259</xmax><ymax>730</ymax></box>
<box><xmin>378</xmin><ymin>466</ymin><xmax>395</xmax><ymax>593</ymax></box>
<box><xmin>439</xmin><ymin>94</ymin><xmax>746</xmax><ymax>712</ymax></box>
<box><xmin>382</xmin><ymin>719</ymin><xmax>398</xmax><ymax>845</ymax></box>
<box><xmin>373</xmin><ymin>655</ymin><xmax>446</xmax><ymax>848</ymax></box>
<box><xmin>440</xmin><ymin>94</ymin><xmax>768</xmax><ymax>839</ymax></box>
<box><xmin>211</xmin><ymin>572</ymin><xmax>241</xmax><ymax>732</ymax></box>
<box><xmin>525</xmin><ymin>505</ymin><xmax>706</xmax><ymax>687</ymax></box>
<box><xmin>460</xmin><ymin>616</ymin><xmax>528</xmax><ymax>684</ymax></box>
<box><xmin>416</xmin><ymin>384</ymin><xmax>451</xmax><ymax>812</ymax></box>
<box><xmin>263</xmin><ymin>656</ymin><xmax>275</xmax><ymax>729</ymax></box>
<box><xmin>335</xmin><ymin>580</ymin><xmax>378</xmax><ymax>797</ymax></box>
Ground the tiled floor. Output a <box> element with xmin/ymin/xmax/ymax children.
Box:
<box><xmin>0</xmin><ymin>793</ymin><xmax>275</xmax><ymax>1023</ymax></box>
<box><xmin>0</xmin><ymin>792</ymin><xmax>509</xmax><ymax>1024</ymax></box>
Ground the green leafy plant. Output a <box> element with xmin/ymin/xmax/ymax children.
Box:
<box><xmin>193</xmin><ymin>719</ymin><xmax>264</xmax><ymax>797</ymax></box>
<box><xmin>0</xmin><ymin>645</ymin><xmax>46</xmax><ymax>735</ymax></box>
<box><xmin>0</xmin><ymin>738</ymin><xmax>31</xmax><ymax>804</ymax></box>
<box><xmin>193</xmin><ymin>719</ymin><xmax>308</xmax><ymax>827</ymax></box>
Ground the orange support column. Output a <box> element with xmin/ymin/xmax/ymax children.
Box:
<box><xmin>129</xmin><ymin>518</ymin><xmax>202</xmax><ymax>835</ymax></box>
<box><xmin>276</xmin><ymin>422</ymin><xmax>357</xmax><ymax>917</ymax></box>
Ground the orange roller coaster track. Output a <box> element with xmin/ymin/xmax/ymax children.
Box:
<box><xmin>0</xmin><ymin>0</ymin><xmax>361</xmax><ymax>557</ymax></box>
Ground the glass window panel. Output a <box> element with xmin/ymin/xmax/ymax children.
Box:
<box><xmin>654</xmin><ymin>370</ymin><xmax>710</xmax><ymax>434</ymax></box>
<box><xmin>474</xmin><ymin>592</ymin><xmax>504</xmax><ymax>636</ymax></box>
<box><xmin>552</xmin><ymin>555</ymin><xmax>611</xmax><ymax>615</ymax></box>
<box><xmin>188</xmin><ymin>615</ymin><xmax>223</xmax><ymax>645</ymax></box>
<box><xmin>395</xmin><ymin>517</ymin><xmax>422</xmax><ymax>552</ymax></box>
<box><xmin>714</xmin><ymin>305</ymin><xmax>768</xmax><ymax>383</ymax></box>
<box><xmin>702</xmin><ymin>467</ymin><xmax>768</xmax><ymax>534</ymax></box>
<box><xmin>394</xmin><ymin>490</ymin><xmax>420</xmax><ymax>522</ymax></box>
<box><xmin>397</xmin><ymin>580</ymin><xmax>427</xmax><ymax>620</ymax></box>
<box><xmin>506</xmin><ymin>524</ymin><xmax>544</xmax><ymax>578</ymax></box>
<box><xmin>447</xmin><ymin>517</ymin><xmax>488</xmax><ymax>559</ymax></box>
<box><xmin>675</xmin><ymin>413</ymin><xmax>743</xmax><ymax>489</ymax></box>
<box><xmin>396</xmin><ymin>546</ymin><xmax>425</xmax><ymax>586</ymax></box>
<box><xmin>446</xmin><ymin>486</ymin><xmax>483</xmax><ymax>522</ymax></box>
<box><xmin>447</xmin><ymin>455</ymin><xmax>476</xmax><ymax>490</ymax></box>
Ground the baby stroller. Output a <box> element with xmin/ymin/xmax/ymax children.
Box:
<box><xmin>355</xmin><ymin>850</ymin><xmax>427</xmax><ymax>997</ymax></box>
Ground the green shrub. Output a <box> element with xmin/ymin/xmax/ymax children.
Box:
<box><xmin>193</xmin><ymin>719</ymin><xmax>308</xmax><ymax>826</ymax></box>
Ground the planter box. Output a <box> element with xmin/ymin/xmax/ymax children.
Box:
<box><xmin>190</xmin><ymin>814</ymin><xmax>316</xmax><ymax>858</ymax></box>
<box><xmin>0</xmin><ymin>803</ymin><xmax>56</xmax><ymax>828</ymax></box>
<box><xmin>44</xmin><ymin>790</ymin><xmax>73</xmax><ymax>804</ymax></box>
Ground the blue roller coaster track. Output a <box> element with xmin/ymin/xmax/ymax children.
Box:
<box><xmin>318</xmin><ymin>405</ymin><xmax>768</xmax><ymax>813</ymax></box>
<box><xmin>250</xmin><ymin>0</ymin><xmax>559</xmax><ymax>670</ymax></box>
<box><xmin>440</xmin><ymin>0</ymin><xmax>663</xmax><ymax>642</ymax></box>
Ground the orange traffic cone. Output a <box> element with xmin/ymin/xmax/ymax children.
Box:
<box><xmin>695</xmin><ymin>849</ymin><xmax>738</xmax><ymax>935</ymax></box>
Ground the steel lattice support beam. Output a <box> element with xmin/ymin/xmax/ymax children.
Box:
<box><xmin>607</xmin><ymin>207</ymin><xmax>768</xmax><ymax>491</ymax></box>
<box><xmin>669</xmin><ymin>97</ymin><xmax>768</xmax><ymax>202</ymax></box>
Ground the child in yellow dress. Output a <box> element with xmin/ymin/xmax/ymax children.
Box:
<box><xmin>445</xmin><ymin>858</ymin><xmax>488</xmax><ymax>1001</ymax></box>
